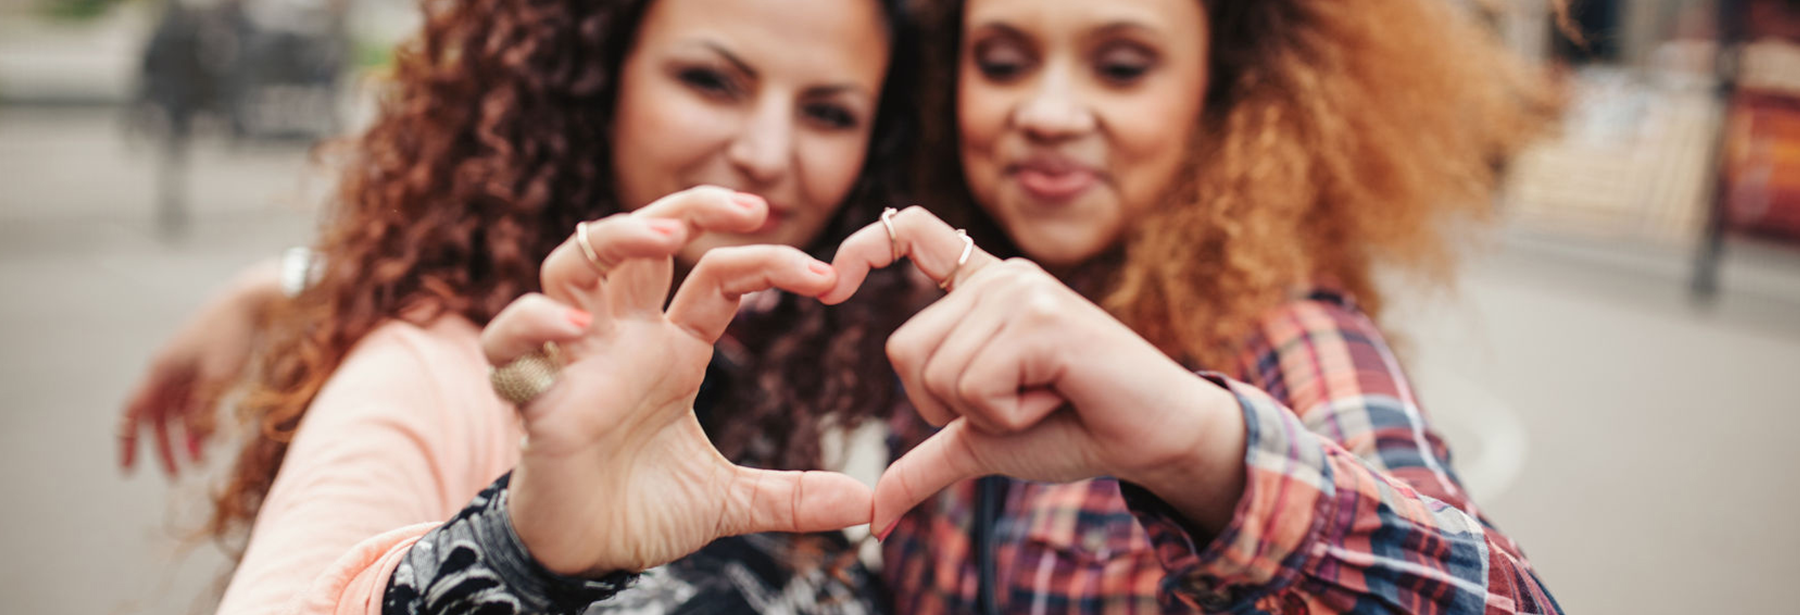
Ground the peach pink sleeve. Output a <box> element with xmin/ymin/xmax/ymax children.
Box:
<box><xmin>298</xmin><ymin>523</ymin><xmax>435</xmax><ymax>615</ymax></box>
<box><xmin>215</xmin><ymin>319</ymin><xmax>519</xmax><ymax>615</ymax></box>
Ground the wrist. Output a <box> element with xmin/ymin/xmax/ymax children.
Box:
<box><xmin>1122</xmin><ymin>378</ymin><xmax>1247</xmax><ymax>535</ymax></box>
<box><xmin>228</xmin><ymin>258</ymin><xmax>286</xmax><ymax>310</ymax></box>
<box><xmin>506</xmin><ymin>460</ymin><xmax>628</xmax><ymax>579</ymax></box>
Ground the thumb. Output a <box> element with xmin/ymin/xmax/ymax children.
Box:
<box><xmin>716</xmin><ymin>467</ymin><xmax>875</xmax><ymax>536</ymax></box>
<box><xmin>871</xmin><ymin>418</ymin><xmax>992</xmax><ymax>535</ymax></box>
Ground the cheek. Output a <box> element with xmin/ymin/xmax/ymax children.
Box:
<box><xmin>794</xmin><ymin>133</ymin><xmax>869</xmax><ymax>215</ymax></box>
<box><xmin>956</xmin><ymin>83</ymin><xmax>1011</xmax><ymax>201</ymax></box>
<box><xmin>611</xmin><ymin>81</ymin><xmax>736</xmax><ymax>209</ymax></box>
<box><xmin>1108</xmin><ymin>84</ymin><xmax>1204</xmax><ymax>211</ymax></box>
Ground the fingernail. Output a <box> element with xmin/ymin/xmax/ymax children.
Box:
<box><xmin>567</xmin><ymin>308</ymin><xmax>593</xmax><ymax>330</ymax></box>
<box><xmin>876</xmin><ymin>519</ymin><xmax>899</xmax><ymax>542</ymax></box>
<box><xmin>647</xmin><ymin>219</ymin><xmax>682</xmax><ymax>235</ymax></box>
<box><xmin>807</xmin><ymin>260</ymin><xmax>832</xmax><ymax>276</ymax></box>
<box><xmin>730</xmin><ymin>192</ymin><xmax>766</xmax><ymax>210</ymax></box>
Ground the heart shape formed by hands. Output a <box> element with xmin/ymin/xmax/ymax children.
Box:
<box><xmin>491</xmin><ymin>193</ymin><xmax>1240</xmax><ymax>580</ymax></box>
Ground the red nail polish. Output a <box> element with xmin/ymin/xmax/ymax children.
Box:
<box><xmin>730</xmin><ymin>192</ymin><xmax>766</xmax><ymax>210</ymax></box>
<box><xmin>807</xmin><ymin>260</ymin><xmax>832</xmax><ymax>276</ymax></box>
<box><xmin>567</xmin><ymin>308</ymin><xmax>593</xmax><ymax>330</ymax></box>
<box><xmin>876</xmin><ymin>519</ymin><xmax>899</xmax><ymax>542</ymax></box>
<box><xmin>647</xmin><ymin>219</ymin><xmax>682</xmax><ymax>235</ymax></box>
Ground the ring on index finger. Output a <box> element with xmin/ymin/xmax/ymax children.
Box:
<box><xmin>880</xmin><ymin>207</ymin><xmax>901</xmax><ymax>263</ymax></box>
<box><xmin>575</xmin><ymin>221</ymin><xmax>613</xmax><ymax>279</ymax></box>
<box><xmin>938</xmin><ymin>229</ymin><xmax>974</xmax><ymax>291</ymax></box>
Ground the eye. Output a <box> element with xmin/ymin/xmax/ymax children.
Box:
<box><xmin>973</xmin><ymin>39</ymin><xmax>1033</xmax><ymax>83</ymax></box>
<box><xmin>1094</xmin><ymin>45</ymin><xmax>1155</xmax><ymax>86</ymax></box>
<box><xmin>803</xmin><ymin>102</ymin><xmax>858</xmax><ymax>130</ymax></box>
<box><xmin>679</xmin><ymin>67</ymin><xmax>738</xmax><ymax>98</ymax></box>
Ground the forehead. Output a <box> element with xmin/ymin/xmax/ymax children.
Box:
<box><xmin>637</xmin><ymin>0</ymin><xmax>891</xmax><ymax>87</ymax></box>
<box><xmin>962</xmin><ymin>0</ymin><xmax>1204</xmax><ymax>39</ymax></box>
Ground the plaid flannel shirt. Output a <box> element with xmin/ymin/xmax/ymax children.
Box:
<box><xmin>879</xmin><ymin>291</ymin><xmax>1561</xmax><ymax>614</ymax></box>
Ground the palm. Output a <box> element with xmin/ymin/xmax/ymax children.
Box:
<box><xmin>513</xmin><ymin>316</ymin><xmax>748</xmax><ymax>574</ymax></box>
<box><xmin>498</xmin><ymin>232</ymin><xmax>872</xmax><ymax>578</ymax></box>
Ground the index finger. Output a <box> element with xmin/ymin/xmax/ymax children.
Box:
<box><xmin>820</xmin><ymin>206</ymin><xmax>1000</xmax><ymax>305</ymax></box>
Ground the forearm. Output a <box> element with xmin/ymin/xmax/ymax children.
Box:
<box><xmin>1122</xmin><ymin>377</ymin><xmax>1560</xmax><ymax>614</ymax></box>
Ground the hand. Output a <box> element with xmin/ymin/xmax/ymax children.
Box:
<box><xmin>119</xmin><ymin>259</ymin><xmax>283</xmax><ymax>477</ymax></box>
<box><xmin>823</xmin><ymin>207</ymin><xmax>1248</xmax><ymax>537</ymax></box>
<box><xmin>487</xmin><ymin>186</ymin><xmax>873</xmax><ymax>577</ymax></box>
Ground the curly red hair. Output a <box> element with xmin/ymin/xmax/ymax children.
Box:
<box><xmin>911</xmin><ymin>0</ymin><xmax>1564</xmax><ymax>368</ymax></box>
<box><xmin>209</xmin><ymin>0</ymin><xmax>917</xmax><ymax>554</ymax></box>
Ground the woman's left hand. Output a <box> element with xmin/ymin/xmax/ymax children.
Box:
<box><xmin>824</xmin><ymin>207</ymin><xmax>1248</xmax><ymax>536</ymax></box>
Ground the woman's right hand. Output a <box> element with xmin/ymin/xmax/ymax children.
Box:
<box><xmin>482</xmin><ymin>186</ymin><xmax>873</xmax><ymax>578</ymax></box>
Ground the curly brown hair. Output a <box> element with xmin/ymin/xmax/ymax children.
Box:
<box><xmin>209</xmin><ymin>0</ymin><xmax>918</xmax><ymax>553</ymax></box>
<box><xmin>909</xmin><ymin>0</ymin><xmax>1564</xmax><ymax>369</ymax></box>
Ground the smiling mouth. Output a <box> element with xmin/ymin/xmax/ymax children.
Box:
<box><xmin>1012</xmin><ymin>166</ymin><xmax>1098</xmax><ymax>203</ymax></box>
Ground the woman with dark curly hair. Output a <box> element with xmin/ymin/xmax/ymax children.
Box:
<box><xmin>195</xmin><ymin>0</ymin><xmax>919</xmax><ymax>612</ymax></box>
<box><xmin>464</xmin><ymin>0</ymin><xmax>1569</xmax><ymax>613</ymax></box>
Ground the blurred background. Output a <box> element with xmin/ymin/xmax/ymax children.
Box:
<box><xmin>1</xmin><ymin>0</ymin><xmax>1796</xmax><ymax>613</ymax></box>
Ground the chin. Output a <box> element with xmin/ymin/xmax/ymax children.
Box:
<box><xmin>1009</xmin><ymin>229</ymin><xmax>1110</xmax><ymax>269</ymax></box>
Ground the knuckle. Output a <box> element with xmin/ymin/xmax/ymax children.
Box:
<box><xmin>688</xmin><ymin>184</ymin><xmax>734</xmax><ymax>207</ymax></box>
<box><xmin>1001</xmin><ymin>257</ymin><xmax>1043</xmax><ymax>275</ymax></box>
<box><xmin>1018</xmin><ymin>289</ymin><xmax>1063</xmax><ymax>325</ymax></box>
<box><xmin>884</xmin><ymin>335</ymin><xmax>911</xmax><ymax>368</ymax></box>
<box><xmin>896</xmin><ymin>207</ymin><xmax>934</xmax><ymax>234</ymax></box>
<box><xmin>952</xmin><ymin>378</ymin><xmax>990</xmax><ymax>418</ymax></box>
<box><xmin>923</xmin><ymin>360</ymin><xmax>957</xmax><ymax>400</ymax></box>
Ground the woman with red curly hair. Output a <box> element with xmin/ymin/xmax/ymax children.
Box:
<box><xmin>196</xmin><ymin>0</ymin><xmax>921</xmax><ymax>612</ymax></box>
<box><xmin>468</xmin><ymin>0</ymin><xmax>1567</xmax><ymax>614</ymax></box>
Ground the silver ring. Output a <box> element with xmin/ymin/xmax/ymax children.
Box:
<box><xmin>490</xmin><ymin>342</ymin><xmax>564</xmax><ymax>406</ymax></box>
<box><xmin>575</xmin><ymin>221</ymin><xmax>611</xmax><ymax>279</ymax></box>
<box><xmin>938</xmin><ymin>229</ymin><xmax>974</xmax><ymax>291</ymax></box>
<box><xmin>879</xmin><ymin>207</ymin><xmax>901</xmax><ymax>263</ymax></box>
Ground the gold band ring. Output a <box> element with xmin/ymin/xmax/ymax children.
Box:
<box><xmin>575</xmin><ymin>221</ymin><xmax>611</xmax><ymax>279</ymax></box>
<box><xmin>939</xmin><ymin>229</ymin><xmax>974</xmax><ymax>291</ymax></box>
<box><xmin>880</xmin><ymin>207</ymin><xmax>901</xmax><ymax>263</ymax></box>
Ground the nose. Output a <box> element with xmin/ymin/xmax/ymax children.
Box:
<box><xmin>726</xmin><ymin>97</ymin><xmax>795</xmax><ymax>185</ymax></box>
<box><xmin>1013</xmin><ymin>62</ymin><xmax>1095</xmax><ymax>141</ymax></box>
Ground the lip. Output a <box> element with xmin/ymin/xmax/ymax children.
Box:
<box><xmin>1006</xmin><ymin>155</ymin><xmax>1100</xmax><ymax>203</ymax></box>
<box><xmin>750</xmin><ymin>202</ymin><xmax>792</xmax><ymax>235</ymax></box>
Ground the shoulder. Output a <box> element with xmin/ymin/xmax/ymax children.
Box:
<box><xmin>1238</xmin><ymin>289</ymin><xmax>1389</xmax><ymax>365</ymax></box>
<box><xmin>1246</xmin><ymin>289</ymin><xmax>1383</xmax><ymax>351</ymax></box>
<box><xmin>304</xmin><ymin>314</ymin><xmax>494</xmax><ymax>433</ymax></box>
<box><xmin>342</xmin><ymin>315</ymin><xmax>484</xmax><ymax>376</ymax></box>
<box><xmin>327</xmin><ymin>315</ymin><xmax>486</xmax><ymax>397</ymax></box>
<box><xmin>1234</xmin><ymin>289</ymin><xmax>1405</xmax><ymax>413</ymax></box>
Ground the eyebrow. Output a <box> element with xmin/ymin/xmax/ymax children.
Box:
<box><xmin>1089</xmin><ymin>20</ymin><xmax>1159</xmax><ymax>40</ymax></box>
<box><xmin>968</xmin><ymin>19</ymin><xmax>1160</xmax><ymax>43</ymax></box>
<box><xmin>967</xmin><ymin>21</ymin><xmax>1027</xmax><ymax>40</ymax></box>
<box><xmin>702</xmin><ymin>41</ymin><xmax>757</xmax><ymax>80</ymax></box>
<box><xmin>805</xmin><ymin>84</ymin><xmax>870</xmax><ymax>100</ymax></box>
<box><xmin>693</xmin><ymin>40</ymin><xmax>872</xmax><ymax>100</ymax></box>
